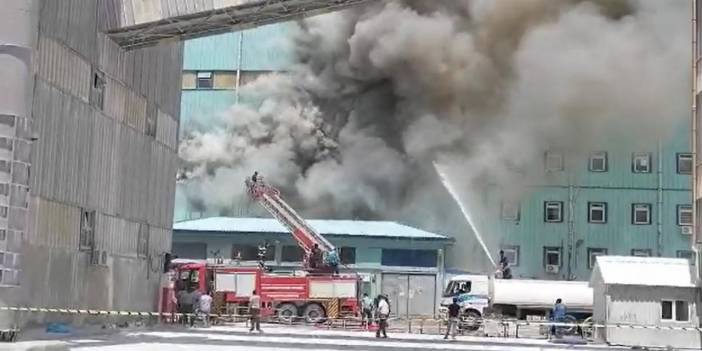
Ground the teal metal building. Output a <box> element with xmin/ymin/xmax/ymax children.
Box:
<box><xmin>173</xmin><ymin>217</ymin><xmax>453</xmax><ymax>317</ymax></box>
<box><xmin>482</xmin><ymin>122</ymin><xmax>693</xmax><ymax>281</ymax></box>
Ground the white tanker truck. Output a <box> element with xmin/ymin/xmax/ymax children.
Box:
<box><xmin>440</xmin><ymin>274</ymin><xmax>593</xmax><ymax>329</ymax></box>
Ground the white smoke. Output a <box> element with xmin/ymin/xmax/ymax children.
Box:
<box><xmin>179</xmin><ymin>0</ymin><xmax>690</xmax><ymax>269</ymax></box>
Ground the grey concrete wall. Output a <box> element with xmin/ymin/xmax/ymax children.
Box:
<box><xmin>0</xmin><ymin>0</ymin><xmax>182</xmax><ymax>328</ymax></box>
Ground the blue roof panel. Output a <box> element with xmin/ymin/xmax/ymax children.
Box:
<box><xmin>173</xmin><ymin>217</ymin><xmax>449</xmax><ymax>240</ymax></box>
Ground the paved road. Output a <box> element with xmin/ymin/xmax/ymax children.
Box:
<box><xmin>48</xmin><ymin>325</ymin><xmax>625</xmax><ymax>351</ymax></box>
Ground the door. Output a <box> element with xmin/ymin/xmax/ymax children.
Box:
<box><xmin>381</xmin><ymin>273</ymin><xmax>437</xmax><ymax>318</ymax></box>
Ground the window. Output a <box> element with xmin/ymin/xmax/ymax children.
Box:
<box><xmin>79</xmin><ymin>210</ymin><xmax>95</xmax><ymax>251</ymax></box>
<box><xmin>501</xmin><ymin>246</ymin><xmax>519</xmax><ymax>267</ymax></box>
<box><xmin>145</xmin><ymin>111</ymin><xmax>157</xmax><ymax>137</ymax></box>
<box><xmin>0</xmin><ymin>206</ymin><xmax>8</xmax><ymax>219</ymax></box>
<box><xmin>544</xmin><ymin>201</ymin><xmax>563</xmax><ymax>223</ymax></box>
<box><xmin>196</xmin><ymin>72</ymin><xmax>213</xmax><ymax>89</ymax></box>
<box><xmin>678</xmin><ymin>205</ymin><xmax>693</xmax><ymax>226</ymax></box>
<box><xmin>543</xmin><ymin>247</ymin><xmax>561</xmax><ymax>267</ymax></box>
<box><xmin>545</xmin><ymin>151</ymin><xmax>564</xmax><ymax>172</ymax></box>
<box><xmin>381</xmin><ymin>249</ymin><xmax>437</xmax><ymax>268</ymax></box>
<box><xmin>631</xmin><ymin>249</ymin><xmax>651</xmax><ymax>257</ymax></box>
<box><xmin>677</xmin><ymin>250</ymin><xmax>694</xmax><ymax>260</ymax></box>
<box><xmin>0</xmin><ymin>183</ymin><xmax>8</xmax><ymax>196</ymax></box>
<box><xmin>231</xmin><ymin>244</ymin><xmax>274</xmax><ymax>261</ymax></box>
<box><xmin>90</xmin><ymin>70</ymin><xmax>106</xmax><ymax>110</ymax></box>
<box><xmin>677</xmin><ymin>153</ymin><xmax>693</xmax><ymax>174</ymax></box>
<box><xmin>0</xmin><ymin>115</ymin><xmax>15</xmax><ymax>127</ymax></box>
<box><xmin>0</xmin><ymin>138</ymin><xmax>13</xmax><ymax>152</ymax></box>
<box><xmin>632</xmin><ymin>152</ymin><xmax>651</xmax><ymax>173</ymax></box>
<box><xmin>632</xmin><ymin>204</ymin><xmax>651</xmax><ymax>225</ymax></box>
<box><xmin>339</xmin><ymin>247</ymin><xmax>356</xmax><ymax>265</ymax></box>
<box><xmin>588</xmin><ymin>202</ymin><xmax>607</xmax><ymax>223</ymax></box>
<box><xmin>587</xmin><ymin>248</ymin><xmax>607</xmax><ymax>269</ymax></box>
<box><xmin>281</xmin><ymin>245</ymin><xmax>304</xmax><ymax>262</ymax></box>
<box><xmin>589</xmin><ymin>151</ymin><xmax>608</xmax><ymax>172</ymax></box>
<box><xmin>444</xmin><ymin>281</ymin><xmax>472</xmax><ymax>296</ymax></box>
<box><xmin>501</xmin><ymin>201</ymin><xmax>520</xmax><ymax>221</ymax></box>
<box><xmin>137</xmin><ymin>224</ymin><xmax>149</xmax><ymax>258</ymax></box>
<box><xmin>0</xmin><ymin>160</ymin><xmax>11</xmax><ymax>173</ymax></box>
<box><xmin>661</xmin><ymin>300</ymin><xmax>689</xmax><ymax>322</ymax></box>
<box><xmin>0</xmin><ymin>230</ymin><xmax>5</xmax><ymax>241</ymax></box>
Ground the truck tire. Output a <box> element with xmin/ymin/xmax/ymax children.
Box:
<box><xmin>460</xmin><ymin>310</ymin><xmax>482</xmax><ymax>332</ymax></box>
<box><xmin>277</xmin><ymin>303</ymin><xmax>298</xmax><ymax>322</ymax></box>
<box><xmin>303</xmin><ymin>303</ymin><xmax>326</xmax><ymax>323</ymax></box>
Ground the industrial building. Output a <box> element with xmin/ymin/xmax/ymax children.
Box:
<box><xmin>172</xmin><ymin>216</ymin><xmax>453</xmax><ymax>317</ymax></box>
<box><xmin>0</xmin><ymin>0</ymin><xmax>181</xmax><ymax>327</ymax></box>
<box><xmin>590</xmin><ymin>256</ymin><xmax>700</xmax><ymax>349</ymax></box>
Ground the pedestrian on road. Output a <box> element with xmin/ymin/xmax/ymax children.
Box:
<box><xmin>198</xmin><ymin>292</ymin><xmax>213</xmax><ymax>327</ymax></box>
<box><xmin>361</xmin><ymin>293</ymin><xmax>373</xmax><ymax>328</ymax></box>
<box><xmin>249</xmin><ymin>290</ymin><xmax>262</xmax><ymax>333</ymax></box>
<box><xmin>444</xmin><ymin>297</ymin><xmax>460</xmax><ymax>340</ymax></box>
<box><xmin>376</xmin><ymin>294</ymin><xmax>389</xmax><ymax>338</ymax></box>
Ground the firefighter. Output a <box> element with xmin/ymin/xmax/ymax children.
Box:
<box><xmin>251</xmin><ymin>171</ymin><xmax>259</xmax><ymax>183</ymax></box>
<box><xmin>257</xmin><ymin>242</ymin><xmax>268</xmax><ymax>270</ymax></box>
<box><xmin>499</xmin><ymin>250</ymin><xmax>512</xmax><ymax>279</ymax></box>
<box><xmin>309</xmin><ymin>244</ymin><xmax>321</xmax><ymax>269</ymax></box>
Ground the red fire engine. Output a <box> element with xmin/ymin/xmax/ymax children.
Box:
<box><xmin>162</xmin><ymin>174</ymin><xmax>360</xmax><ymax>321</ymax></box>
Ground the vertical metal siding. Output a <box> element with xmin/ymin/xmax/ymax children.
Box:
<box><xmin>36</xmin><ymin>36</ymin><xmax>91</xmax><ymax>102</ymax></box>
<box><xmin>156</xmin><ymin>110</ymin><xmax>178</xmax><ymax>151</ymax></box>
<box><xmin>26</xmin><ymin>197</ymin><xmax>80</xmax><ymax>250</ymax></box>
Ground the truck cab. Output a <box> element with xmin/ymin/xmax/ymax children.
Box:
<box><xmin>439</xmin><ymin>274</ymin><xmax>490</xmax><ymax>321</ymax></box>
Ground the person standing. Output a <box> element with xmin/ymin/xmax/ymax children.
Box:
<box><xmin>550</xmin><ymin>298</ymin><xmax>567</xmax><ymax>337</ymax></box>
<box><xmin>197</xmin><ymin>292</ymin><xmax>213</xmax><ymax>327</ymax></box>
<box><xmin>376</xmin><ymin>295</ymin><xmax>389</xmax><ymax>338</ymax></box>
<box><xmin>361</xmin><ymin>293</ymin><xmax>373</xmax><ymax>328</ymax></box>
<box><xmin>444</xmin><ymin>297</ymin><xmax>461</xmax><ymax>340</ymax></box>
<box><xmin>499</xmin><ymin>250</ymin><xmax>512</xmax><ymax>279</ymax></box>
<box><xmin>249</xmin><ymin>290</ymin><xmax>262</xmax><ymax>333</ymax></box>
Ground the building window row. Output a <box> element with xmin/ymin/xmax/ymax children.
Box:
<box><xmin>533</xmin><ymin>202</ymin><xmax>692</xmax><ymax>226</ymax></box>
<box><xmin>543</xmin><ymin>151</ymin><xmax>692</xmax><ymax>175</ymax></box>
<box><xmin>183</xmin><ymin>70</ymin><xmax>272</xmax><ymax>90</ymax></box>
<box><xmin>502</xmin><ymin>245</ymin><xmax>694</xmax><ymax>273</ymax></box>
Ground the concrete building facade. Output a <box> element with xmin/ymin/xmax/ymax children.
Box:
<box><xmin>0</xmin><ymin>0</ymin><xmax>182</xmax><ymax>327</ymax></box>
<box><xmin>173</xmin><ymin>217</ymin><xmax>453</xmax><ymax>317</ymax></box>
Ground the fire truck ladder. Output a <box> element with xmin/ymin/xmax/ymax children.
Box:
<box><xmin>245</xmin><ymin>177</ymin><xmax>337</xmax><ymax>264</ymax></box>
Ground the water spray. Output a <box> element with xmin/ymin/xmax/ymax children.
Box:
<box><xmin>433</xmin><ymin>161</ymin><xmax>497</xmax><ymax>267</ymax></box>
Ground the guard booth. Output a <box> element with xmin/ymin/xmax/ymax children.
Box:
<box><xmin>590</xmin><ymin>256</ymin><xmax>701</xmax><ymax>349</ymax></box>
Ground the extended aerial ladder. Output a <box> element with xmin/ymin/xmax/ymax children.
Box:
<box><xmin>245</xmin><ymin>174</ymin><xmax>340</xmax><ymax>271</ymax></box>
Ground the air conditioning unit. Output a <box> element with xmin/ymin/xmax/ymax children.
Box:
<box><xmin>545</xmin><ymin>264</ymin><xmax>560</xmax><ymax>274</ymax></box>
<box><xmin>682</xmin><ymin>226</ymin><xmax>693</xmax><ymax>235</ymax></box>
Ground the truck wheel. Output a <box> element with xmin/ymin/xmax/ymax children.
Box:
<box><xmin>460</xmin><ymin>310</ymin><xmax>482</xmax><ymax>332</ymax></box>
<box><xmin>303</xmin><ymin>304</ymin><xmax>326</xmax><ymax>323</ymax></box>
<box><xmin>277</xmin><ymin>303</ymin><xmax>298</xmax><ymax>322</ymax></box>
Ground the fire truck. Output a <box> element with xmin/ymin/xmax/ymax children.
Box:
<box><xmin>162</xmin><ymin>174</ymin><xmax>360</xmax><ymax>322</ymax></box>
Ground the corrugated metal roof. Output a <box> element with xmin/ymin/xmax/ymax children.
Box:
<box><xmin>173</xmin><ymin>217</ymin><xmax>450</xmax><ymax>240</ymax></box>
<box><xmin>592</xmin><ymin>255</ymin><xmax>697</xmax><ymax>288</ymax></box>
